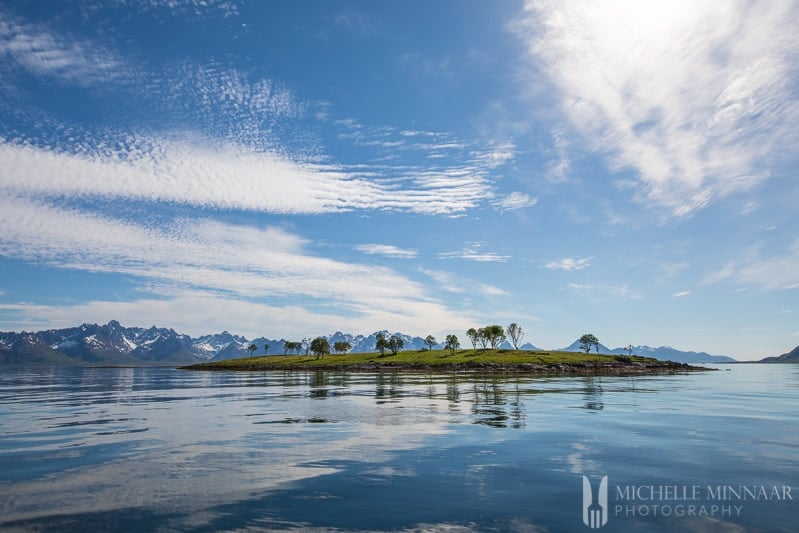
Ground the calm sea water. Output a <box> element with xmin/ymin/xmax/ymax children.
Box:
<box><xmin>0</xmin><ymin>364</ymin><xmax>796</xmax><ymax>532</ymax></box>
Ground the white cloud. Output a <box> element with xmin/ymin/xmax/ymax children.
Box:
<box><xmin>737</xmin><ymin>240</ymin><xmax>799</xmax><ymax>290</ymax></box>
<box><xmin>673</xmin><ymin>290</ymin><xmax>692</xmax><ymax>298</ymax></box>
<box><xmin>0</xmin><ymin>196</ymin><xmax>478</xmax><ymax>334</ymax></box>
<box><xmin>702</xmin><ymin>261</ymin><xmax>736</xmax><ymax>285</ymax></box>
<box><xmin>0</xmin><ymin>294</ymin><xmax>467</xmax><ymax>340</ymax></box>
<box><xmin>420</xmin><ymin>268</ymin><xmax>466</xmax><ymax>294</ymax></box>
<box><xmin>0</xmin><ymin>138</ymin><xmax>492</xmax><ymax>216</ymax></box>
<box><xmin>517</xmin><ymin>0</ymin><xmax>799</xmax><ymax>215</ymax></box>
<box><xmin>0</xmin><ymin>12</ymin><xmax>502</xmax><ymax>218</ymax></box>
<box><xmin>546</xmin><ymin>257</ymin><xmax>591</xmax><ymax>271</ymax></box>
<box><xmin>477</xmin><ymin>283</ymin><xmax>509</xmax><ymax>297</ymax></box>
<box><xmin>492</xmin><ymin>192</ymin><xmax>538</xmax><ymax>212</ymax></box>
<box><xmin>567</xmin><ymin>282</ymin><xmax>639</xmax><ymax>299</ymax></box>
<box><xmin>399</xmin><ymin>130</ymin><xmax>442</xmax><ymax>138</ymax></box>
<box><xmin>699</xmin><ymin>246</ymin><xmax>799</xmax><ymax>291</ymax></box>
<box><xmin>168</xmin><ymin>62</ymin><xmax>303</xmax><ymax>143</ymax></box>
<box><xmin>0</xmin><ymin>11</ymin><xmax>125</xmax><ymax>86</ymax></box>
<box><xmin>546</xmin><ymin>130</ymin><xmax>571</xmax><ymax>183</ymax></box>
<box><xmin>419</xmin><ymin>268</ymin><xmax>507</xmax><ymax>296</ymax></box>
<box><xmin>110</xmin><ymin>0</ymin><xmax>240</xmax><ymax>18</ymax></box>
<box><xmin>438</xmin><ymin>244</ymin><xmax>510</xmax><ymax>263</ymax></box>
<box><xmin>356</xmin><ymin>244</ymin><xmax>418</xmax><ymax>259</ymax></box>
<box><xmin>742</xmin><ymin>201</ymin><xmax>759</xmax><ymax>215</ymax></box>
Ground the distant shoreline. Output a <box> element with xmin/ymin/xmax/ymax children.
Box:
<box><xmin>183</xmin><ymin>349</ymin><xmax>712</xmax><ymax>375</ymax></box>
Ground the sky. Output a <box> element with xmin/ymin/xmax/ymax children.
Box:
<box><xmin>0</xmin><ymin>0</ymin><xmax>797</xmax><ymax>360</ymax></box>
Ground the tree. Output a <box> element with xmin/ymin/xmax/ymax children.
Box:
<box><xmin>310</xmin><ymin>337</ymin><xmax>330</xmax><ymax>359</ymax></box>
<box><xmin>476</xmin><ymin>327</ymin><xmax>489</xmax><ymax>350</ymax></box>
<box><xmin>387</xmin><ymin>335</ymin><xmax>404</xmax><ymax>355</ymax></box>
<box><xmin>485</xmin><ymin>324</ymin><xmax>506</xmax><ymax>349</ymax></box>
<box><xmin>284</xmin><ymin>340</ymin><xmax>301</xmax><ymax>355</ymax></box>
<box><xmin>445</xmin><ymin>334</ymin><xmax>460</xmax><ymax>355</ymax></box>
<box><xmin>579</xmin><ymin>334</ymin><xmax>600</xmax><ymax>354</ymax></box>
<box><xmin>626</xmin><ymin>344</ymin><xmax>633</xmax><ymax>357</ymax></box>
<box><xmin>375</xmin><ymin>332</ymin><xmax>388</xmax><ymax>355</ymax></box>
<box><xmin>424</xmin><ymin>335</ymin><xmax>437</xmax><ymax>351</ymax></box>
<box><xmin>333</xmin><ymin>341</ymin><xmax>352</xmax><ymax>354</ymax></box>
<box><xmin>302</xmin><ymin>337</ymin><xmax>311</xmax><ymax>356</ymax></box>
<box><xmin>247</xmin><ymin>343</ymin><xmax>257</xmax><ymax>356</ymax></box>
<box><xmin>264</xmin><ymin>344</ymin><xmax>269</xmax><ymax>355</ymax></box>
<box><xmin>507</xmin><ymin>323</ymin><xmax>524</xmax><ymax>350</ymax></box>
<box><xmin>466</xmin><ymin>328</ymin><xmax>479</xmax><ymax>350</ymax></box>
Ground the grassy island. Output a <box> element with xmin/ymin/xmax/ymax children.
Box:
<box><xmin>184</xmin><ymin>349</ymin><xmax>710</xmax><ymax>375</ymax></box>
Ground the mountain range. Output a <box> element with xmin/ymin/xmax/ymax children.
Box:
<box><xmin>0</xmin><ymin>320</ymin><xmax>739</xmax><ymax>365</ymax></box>
<box><xmin>556</xmin><ymin>339</ymin><xmax>737</xmax><ymax>363</ymax></box>
<box><xmin>760</xmin><ymin>345</ymin><xmax>799</xmax><ymax>363</ymax></box>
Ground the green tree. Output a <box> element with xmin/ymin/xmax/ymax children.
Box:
<box><xmin>375</xmin><ymin>332</ymin><xmax>388</xmax><ymax>355</ymax></box>
<box><xmin>476</xmin><ymin>327</ymin><xmax>489</xmax><ymax>350</ymax></box>
<box><xmin>310</xmin><ymin>337</ymin><xmax>330</xmax><ymax>359</ymax></box>
<box><xmin>424</xmin><ymin>335</ymin><xmax>437</xmax><ymax>351</ymax></box>
<box><xmin>387</xmin><ymin>335</ymin><xmax>404</xmax><ymax>355</ymax></box>
<box><xmin>263</xmin><ymin>344</ymin><xmax>269</xmax><ymax>355</ymax></box>
<box><xmin>485</xmin><ymin>324</ymin><xmax>506</xmax><ymax>349</ymax></box>
<box><xmin>579</xmin><ymin>333</ymin><xmax>600</xmax><ymax>354</ymax></box>
<box><xmin>445</xmin><ymin>334</ymin><xmax>460</xmax><ymax>355</ymax></box>
<box><xmin>507</xmin><ymin>323</ymin><xmax>524</xmax><ymax>350</ymax></box>
<box><xmin>283</xmin><ymin>340</ymin><xmax>301</xmax><ymax>355</ymax></box>
<box><xmin>333</xmin><ymin>341</ymin><xmax>352</xmax><ymax>354</ymax></box>
<box><xmin>466</xmin><ymin>328</ymin><xmax>479</xmax><ymax>350</ymax></box>
<box><xmin>247</xmin><ymin>343</ymin><xmax>257</xmax><ymax>356</ymax></box>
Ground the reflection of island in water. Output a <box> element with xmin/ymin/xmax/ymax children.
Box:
<box><xmin>291</xmin><ymin>371</ymin><xmax>614</xmax><ymax>430</ymax></box>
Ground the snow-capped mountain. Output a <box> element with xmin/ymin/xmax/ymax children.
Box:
<box><xmin>0</xmin><ymin>321</ymin><xmax>736</xmax><ymax>365</ymax></box>
<box><xmin>193</xmin><ymin>331</ymin><xmax>250</xmax><ymax>359</ymax></box>
<box><xmin>1</xmin><ymin>321</ymin><xmax>197</xmax><ymax>364</ymax></box>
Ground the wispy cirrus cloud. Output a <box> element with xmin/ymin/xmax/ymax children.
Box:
<box><xmin>567</xmin><ymin>282</ymin><xmax>639</xmax><ymax>300</ymax></box>
<box><xmin>108</xmin><ymin>0</ymin><xmax>240</xmax><ymax>18</ymax></box>
<box><xmin>0</xmin><ymin>10</ymin><xmax>126</xmax><ymax>86</ymax></box>
<box><xmin>701</xmin><ymin>261</ymin><xmax>736</xmax><ymax>286</ymax></box>
<box><xmin>737</xmin><ymin>240</ymin><xmax>799</xmax><ymax>290</ymax></box>
<box><xmin>0</xmin><ymin>10</ymin><xmax>504</xmax><ymax>218</ymax></box>
<box><xmin>356</xmin><ymin>244</ymin><xmax>418</xmax><ymax>259</ymax></box>
<box><xmin>419</xmin><ymin>268</ymin><xmax>508</xmax><ymax>297</ymax></box>
<box><xmin>0</xmin><ymin>195</ymin><xmax>477</xmax><ymax>336</ymax></box>
<box><xmin>516</xmin><ymin>0</ymin><xmax>799</xmax><ymax>216</ymax></box>
<box><xmin>546</xmin><ymin>257</ymin><xmax>591</xmax><ymax>271</ymax></box>
<box><xmin>492</xmin><ymin>192</ymin><xmax>538</xmax><ymax>212</ymax></box>
<box><xmin>438</xmin><ymin>244</ymin><xmax>510</xmax><ymax>263</ymax></box>
<box><xmin>673</xmin><ymin>290</ymin><xmax>692</xmax><ymax>298</ymax></box>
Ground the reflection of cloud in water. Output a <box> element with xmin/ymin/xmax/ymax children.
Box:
<box><xmin>561</xmin><ymin>442</ymin><xmax>603</xmax><ymax>475</ymax></box>
<box><xmin>1</xmin><ymin>375</ymin><xmax>455</xmax><ymax>525</ymax></box>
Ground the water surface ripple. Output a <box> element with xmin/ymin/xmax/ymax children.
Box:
<box><xmin>0</xmin><ymin>364</ymin><xmax>797</xmax><ymax>531</ymax></box>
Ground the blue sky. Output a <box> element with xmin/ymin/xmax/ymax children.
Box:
<box><xmin>1</xmin><ymin>0</ymin><xmax>797</xmax><ymax>360</ymax></box>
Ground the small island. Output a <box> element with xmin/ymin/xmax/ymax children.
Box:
<box><xmin>183</xmin><ymin>348</ymin><xmax>709</xmax><ymax>375</ymax></box>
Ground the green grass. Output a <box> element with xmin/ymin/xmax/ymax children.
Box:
<box><xmin>185</xmin><ymin>348</ymin><xmax>664</xmax><ymax>370</ymax></box>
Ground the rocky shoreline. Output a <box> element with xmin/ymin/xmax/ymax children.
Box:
<box><xmin>185</xmin><ymin>358</ymin><xmax>711</xmax><ymax>375</ymax></box>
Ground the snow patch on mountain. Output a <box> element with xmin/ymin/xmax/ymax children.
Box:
<box><xmin>0</xmin><ymin>321</ymin><xmax>737</xmax><ymax>365</ymax></box>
